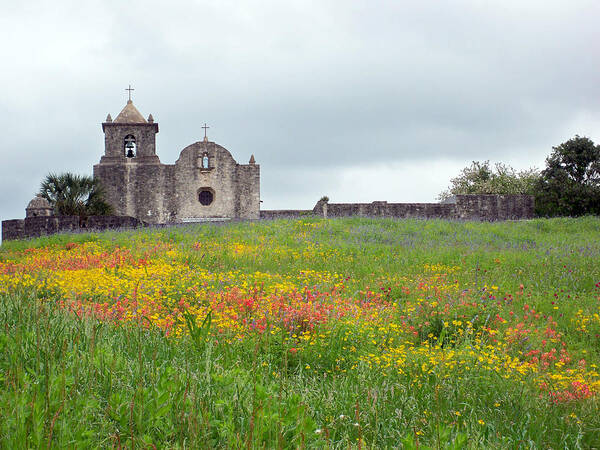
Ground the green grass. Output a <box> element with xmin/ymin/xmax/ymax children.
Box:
<box><xmin>1</xmin><ymin>217</ymin><xmax>600</xmax><ymax>448</ymax></box>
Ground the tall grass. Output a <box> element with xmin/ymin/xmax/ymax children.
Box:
<box><xmin>1</xmin><ymin>217</ymin><xmax>600</xmax><ymax>447</ymax></box>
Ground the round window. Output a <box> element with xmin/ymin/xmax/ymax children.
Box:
<box><xmin>198</xmin><ymin>189</ymin><xmax>214</xmax><ymax>206</ymax></box>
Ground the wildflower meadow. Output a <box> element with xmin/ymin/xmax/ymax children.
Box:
<box><xmin>1</xmin><ymin>217</ymin><xmax>599</xmax><ymax>448</ymax></box>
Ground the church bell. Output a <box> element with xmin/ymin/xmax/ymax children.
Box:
<box><xmin>125</xmin><ymin>141</ymin><xmax>135</xmax><ymax>158</ymax></box>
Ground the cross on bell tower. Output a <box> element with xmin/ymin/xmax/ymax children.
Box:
<box><xmin>125</xmin><ymin>84</ymin><xmax>135</xmax><ymax>101</ymax></box>
<box><xmin>100</xmin><ymin>88</ymin><xmax>160</xmax><ymax>163</ymax></box>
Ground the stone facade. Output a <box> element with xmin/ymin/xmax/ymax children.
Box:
<box><xmin>93</xmin><ymin>100</ymin><xmax>260</xmax><ymax>224</ymax></box>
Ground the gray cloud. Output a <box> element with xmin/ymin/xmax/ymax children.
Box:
<box><xmin>1</xmin><ymin>0</ymin><xmax>600</xmax><ymax>219</ymax></box>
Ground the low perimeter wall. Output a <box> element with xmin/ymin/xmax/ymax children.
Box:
<box><xmin>310</xmin><ymin>195</ymin><xmax>534</xmax><ymax>220</ymax></box>
<box><xmin>2</xmin><ymin>215</ymin><xmax>144</xmax><ymax>242</ymax></box>
<box><xmin>453</xmin><ymin>194</ymin><xmax>535</xmax><ymax>220</ymax></box>
<box><xmin>3</xmin><ymin>195</ymin><xmax>534</xmax><ymax>242</ymax></box>
<box><xmin>322</xmin><ymin>202</ymin><xmax>457</xmax><ymax>219</ymax></box>
<box><xmin>259</xmin><ymin>210</ymin><xmax>314</xmax><ymax>220</ymax></box>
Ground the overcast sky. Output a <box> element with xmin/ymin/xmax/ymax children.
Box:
<box><xmin>1</xmin><ymin>0</ymin><xmax>599</xmax><ymax>220</ymax></box>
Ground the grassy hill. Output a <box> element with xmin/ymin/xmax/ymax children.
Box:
<box><xmin>1</xmin><ymin>217</ymin><xmax>599</xmax><ymax>448</ymax></box>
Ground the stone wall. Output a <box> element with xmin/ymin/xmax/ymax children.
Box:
<box><xmin>235</xmin><ymin>164</ymin><xmax>261</xmax><ymax>220</ymax></box>
<box><xmin>94</xmin><ymin>162</ymin><xmax>168</xmax><ymax>222</ymax></box>
<box><xmin>259</xmin><ymin>210</ymin><xmax>314</xmax><ymax>220</ymax></box>
<box><xmin>306</xmin><ymin>194</ymin><xmax>534</xmax><ymax>221</ymax></box>
<box><xmin>22</xmin><ymin>216</ymin><xmax>79</xmax><ymax>239</ymax></box>
<box><xmin>84</xmin><ymin>216</ymin><xmax>143</xmax><ymax>229</ymax></box>
<box><xmin>1</xmin><ymin>220</ymin><xmax>25</xmax><ymax>241</ymax></box>
<box><xmin>3</xmin><ymin>195</ymin><xmax>534</xmax><ymax>242</ymax></box>
<box><xmin>318</xmin><ymin>201</ymin><xmax>457</xmax><ymax>219</ymax></box>
<box><xmin>2</xmin><ymin>216</ymin><xmax>143</xmax><ymax>242</ymax></box>
<box><xmin>454</xmin><ymin>194</ymin><xmax>534</xmax><ymax>220</ymax></box>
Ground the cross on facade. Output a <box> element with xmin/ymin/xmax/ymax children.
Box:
<box><xmin>202</xmin><ymin>123</ymin><xmax>210</xmax><ymax>140</ymax></box>
<box><xmin>125</xmin><ymin>84</ymin><xmax>135</xmax><ymax>101</ymax></box>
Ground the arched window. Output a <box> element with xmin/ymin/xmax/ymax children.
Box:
<box><xmin>124</xmin><ymin>135</ymin><xmax>136</xmax><ymax>158</ymax></box>
<box><xmin>202</xmin><ymin>152</ymin><xmax>209</xmax><ymax>169</ymax></box>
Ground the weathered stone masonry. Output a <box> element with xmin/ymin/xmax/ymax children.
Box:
<box><xmin>1</xmin><ymin>216</ymin><xmax>143</xmax><ymax>241</ymax></box>
<box><xmin>321</xmin><ymin>194</ymin><xmax>534</xmax><ymax>220</ymax></box>
<box><xmin>260</xmin><ymin>194</ymin><xmax>535</xmax><ymax>221</ymax></box>
<box><xmin>94</xmin><ymin>100</ymin><xmax>260</xmax><ymax>224</ymax></box>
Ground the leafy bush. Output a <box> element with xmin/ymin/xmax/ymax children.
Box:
<box><xmin>438</xmin><ymin>161</ymin><xmax>539</xmax><ymax>201</ymax></box>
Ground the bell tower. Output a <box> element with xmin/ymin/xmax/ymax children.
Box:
<box><xmin>94</xmin><ymin>88</ymin><xmax>164</xmax><ymax>220</ymax></box>
<box><xmin>99</xmin><ymin>94</ymin><xmax>159</xmax><ymax>164</ymax></box>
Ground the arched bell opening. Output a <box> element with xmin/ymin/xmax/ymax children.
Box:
<box><xmin>124</xmin><ymin>135</ymin><xmax>137</xmax><ymax>158</ymax></box>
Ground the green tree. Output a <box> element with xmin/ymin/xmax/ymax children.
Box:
<box><xmin>39</xmin><ymin>172</ymin><xmax>113</xmax><ymax>217</ymax></box>
<box><xmin>438</xmin><ymin>161</ymin><xmax>539</xmax><ymax>201</ymax></box>
<box><xmin>535</xmin><ymin>135</ymin><xmax>600</xmax><ymax>217</ymax></box>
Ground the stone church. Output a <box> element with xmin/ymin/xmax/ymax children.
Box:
<box><xmin>93</xmin><ymin>99</ymin><xmax>260</xmax><ymax>224</ymax></box>
<box><xmin>2</xmin><ymin>94</ymin><xmax>537</xmax><ymax>242</ymax></box>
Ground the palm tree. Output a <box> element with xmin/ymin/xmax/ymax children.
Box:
<box><xmin>39</xmin><ymin>173</ymin><xmax>113</xmax><ymax>217</ymax></box>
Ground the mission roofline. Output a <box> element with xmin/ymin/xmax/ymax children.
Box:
<box><xmin>102</xmin><ymin>100</ymin><xmax>158</xmax><ymax>132</ymax></box>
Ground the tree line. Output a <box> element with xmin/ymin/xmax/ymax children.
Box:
<box><xmin>439</xmin><ymin>135</ymin><xmax>600</xmax><ymax>217</ymax></box>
